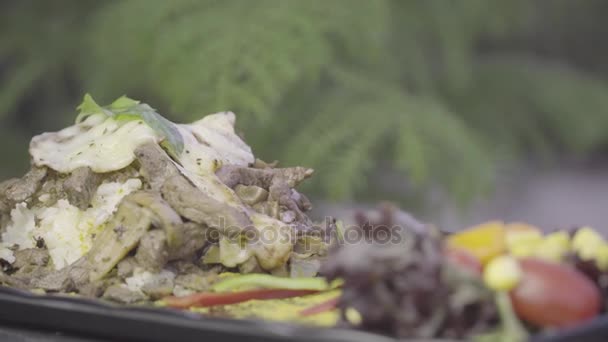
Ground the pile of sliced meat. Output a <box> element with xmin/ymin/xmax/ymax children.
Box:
<box><xmin>0</xmin><ymin>141</ymin><xmax>331</xmax><ymax>303</ymax></box>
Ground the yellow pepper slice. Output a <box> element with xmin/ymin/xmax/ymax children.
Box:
<box><xmin>447</xmin><ymin>221</ymin><xmax>506</xmax><ymax>265</ymax></box>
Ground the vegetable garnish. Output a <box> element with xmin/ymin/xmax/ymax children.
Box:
<box><xmin>446</xmin><ymin>220</ymin><xmax>506</xmax><ymax>265</ymax></box>
<box><xmin>475</xmin><ymin>292</ymin><xmax>529</xmax><ymax>342</ymax></box>
<box><xmin>299</xmin><ymin>297</ymin><xmax>339</xmax><ymax>317</ymax></box>
<box><xmin>510</xmin><ymin>258</ymin><xmax>600</xmax><ymax>328</ymax></box>
<box><xmin>77</xmin><ymin>94</ymin><xmax>184</xmax><ymax>159</ymax></box>
<box><xmin>483</xmin><ymin>255</ymin><xmax>522</xmax><ymax>292</ymax></box>
<box><xmin>188</xmin><ymin>290</ymin><xmax>342</xmax><ymax>326</ymax></box>
<box><xmin>163</xmin><ymin>289</ymin><xmax>319</xmax><ymax>309</ymax></box>
<box><xmin>211</xmin><ymin>274</ymin><xmax>332</xmax><ymax>292</ymax></box>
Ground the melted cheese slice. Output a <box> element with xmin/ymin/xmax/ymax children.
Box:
<box><xmin>30</xmin><ymin>111</ymin><xmax>254</xmax><ymax>175</ymax></box>
<box><xmin>30</xmin><ymin>114</ymin><xmax>158</xmax><ymax>173</ymax></box>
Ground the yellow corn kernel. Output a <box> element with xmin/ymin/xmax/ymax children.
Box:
<box><xmin>505</xmin><ymin>222</ymin><xmax>543</xmax><ymax>258</ymax></box>
<box><xmin>509</xmin><ymin>240</ymin><xmax>541</xmax><ymax>258</ymax></box>
<box><xmin>572</xmin><ymin>227</ymin><xmax>605</xmax><ymax>260</ymax></box>
<box><xmin>534</xmin><ymin>241</ymin><xmax>565</xmax><ymax>263</ymax></box>
<box><xmin>531</xmin><ymin>231</ymin><xmax>571</xmax><ymax>263</ymax></box>
<box><xmin>483</xmin><ymin>255</ymin><xmax>522</xmax><ymax>292</ymax></box>
<box><xmin>595</xmin><ymin>244</ymin><xmax>608</xmax><ymax>271</ymax></box>
<box><xmin>345</xmin><ymin>308</ymin><xmax>362</xmax><ymax>325</ymax></box>
<box><xmin>544</xmin><ymin>231</ymin><xmax>570</xmax><ymax>250</ymax></box>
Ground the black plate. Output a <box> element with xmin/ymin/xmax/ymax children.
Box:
<box><xmin>0</xmin><ymin>287</ymin><xmax>393</xmax><ymax>342</ymax></box>
<box><xmin>0</xmin><ymin>286</ymin><xmax>606</xmax><ymax>342</ymax></box>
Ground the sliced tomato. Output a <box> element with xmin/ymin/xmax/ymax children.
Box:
<box><xmin>164</xmin><ymin>289</ymin><xmax>319</xmax><ymax>309</ymax></box>
<box><xmin>299</xmin><ymin>297</ymin><xmax>339</xmax><ymax>317</ymax></box>
<box><xmin>510</xmin><ymin>258</ymin><xmax>601</xmax><ymax>328</ymax></box>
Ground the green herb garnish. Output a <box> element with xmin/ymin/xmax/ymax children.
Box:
<box><xmin>76</xmin><ymin>94</ymin><xmax>184</xmax><ymax>159</ymax></box>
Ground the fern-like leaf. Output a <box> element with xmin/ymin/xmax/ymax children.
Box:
<box><xmin>83</xmin><ymin>0</ymin><xmax>390</xmax><ymax>129</ymax></box>
<box><xmin>458</xmin><ymin>58</ymin><xmax>608</xmax><ymax>154</ymax></box>
<box><xmin>283</xmin><ymin>68</ymin><xmax>492</xmax><ymax>201</ymax></box>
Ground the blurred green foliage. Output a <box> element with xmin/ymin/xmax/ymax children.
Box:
<box><xmin>1</xmin><ymin>0</ymin><xmax>608</xmax><ymax>203</ymax></box>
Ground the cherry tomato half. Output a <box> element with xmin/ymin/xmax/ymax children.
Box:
<box><xmin>510</xmin><ymin>258</ymin><xmax>601</xmax><ymax>328</ymax></box>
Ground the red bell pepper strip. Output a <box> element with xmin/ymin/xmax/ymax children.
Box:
<box><xmin>299</xmin><ymin>297</ymin><xmax>339</xmax><ymax>317</ymax></box>
<box><xmin>164</xmin><ymin>289</ymin><xmax>319</xmax><ymax>309</ymax></box>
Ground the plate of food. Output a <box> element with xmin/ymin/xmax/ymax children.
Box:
<box><xmin>0</xmin><ymin>95</ymin><xmax>607</xmax><ymax>341</ymax></box>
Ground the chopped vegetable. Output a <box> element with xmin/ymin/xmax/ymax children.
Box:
<box><xmin>475</xmin><ymin>292</ymin><xmax>528</xmax><ymax>342</ymax></box>
<box><xmin>594</xmin><ymin>244</ymin><xmax>608</xmax><ymax>271</ymax></box>
<box><xmin>483</xmin><ymin>255</ymin><xmax>522</xmax><ymax>292</ymax></box>
<box><xmin>444</xmin><ymin>246</ymin><xmax>482</xmax><ymax>274</ymax></box>
<box><xmin>505</xmin><ymin>223</ymin><xmax>543</xmax><ymax>258</ymax></box>
<box><xmin>505</xmin><ymin>227</ymin><xmax>571</xmax><ymax>263</ymax></box>
<box><xmin>532</xmin><ymin>231</ymin><xmax>570</xmax><ymax>263</ymax></box>
<box><xmin>543</xmin><ymin>231</ymin><xmax>570</xmax><ymax>250</ymax></box>
<box><xmin>572</xmin><ymin>227</ymin><xmax>605</xmax><ymax>261</ymax></box>
<box><xmin>447</xmin><ymin>221</ymin><xmax>506</xmax><ymax>265</ymax></box>
<box><xmin>163</xmin><ymin>288</ymin><xmax>319</xmax><ymax>309</ymax></box>
<box><xmin>510</xmin><ymin>258</ymin><xmax>600</xmax><ymax>328</ymax></box>
<box><xmin>345</xmin><ymin>308</ymin><xmax>363</xmax><ymax>326</ymax></box>
<box><xmin>323</xmin><ymin>205</ymin><xmax>498</xmax><ymax>339</ymax></box>
<box><xmin>211</xmin><ymin>274</ymin><xmax>330</xmax><ymax>292</ymax></box>
<box><xmin>299</xmin><ymin>297</ymin><xmax>340</xmax><ymax>317</ymax></box>
<box><xmin>496</xmin><ymin>292</ymin><xmax>529</xmax><ymax>342</ymax></box>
